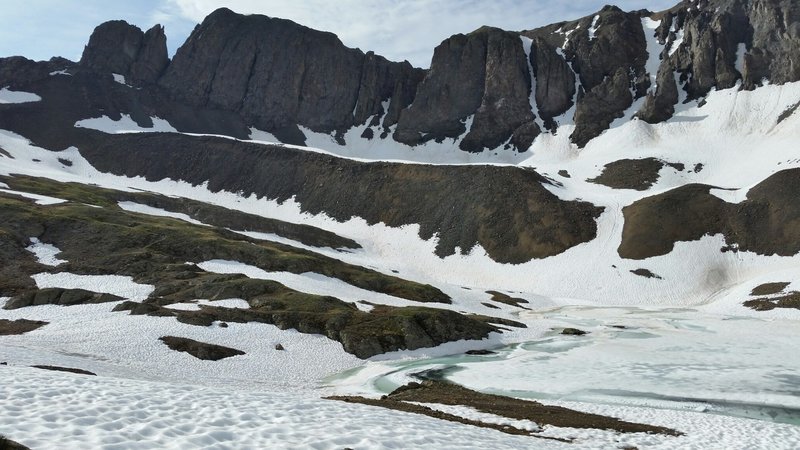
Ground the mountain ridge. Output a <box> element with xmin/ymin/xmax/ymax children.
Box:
<box><xmin>5</xmin><ymin>0</ymin><xmax>798</xmax><ymax>152</ymax></box>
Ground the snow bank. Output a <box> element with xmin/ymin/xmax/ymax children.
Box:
<box><xmin>25</xmin><ymin>238</ymin><xmax>67</xmax><ymax>266</ymax></box>
<box><xmin>75</xmin><ymin>114</ymin><xmax>177</xmax><ymax>134</ymax></box>
<box><xmin>32</xmin><ymin>273</ymin><xmax>154</xmax><ymax>301</ymax></box>
<box><xmin>0</xmin><ymin>187</ymin><xmax>66</xmax><ymax>205</ymax></box>
<box><xmin>118</xmin><ymin>201</ymin><xmax>206</xmax><ymax>225</ymax></box>
<box><xmin>0</xmin><ymin>87</ymin><xmax>40</xmax><ymax>104</ymax></box>
<box><xmin>0</xmin><ymin>365</ymin><xmax>562</xmax><ymax>450</ymax></box>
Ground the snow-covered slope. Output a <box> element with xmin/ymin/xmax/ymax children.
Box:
<box><xmin>0</xmin><ymin>79</ymin><xmax>799</xmax><ymax>449</ymax></box>
<box><xmin>2</xmin><ymin>2</ymin><xmax>800</xmax><ymax>447</ymax></box>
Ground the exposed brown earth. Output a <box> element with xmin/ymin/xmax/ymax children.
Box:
<box><xmin>561</xmin><ymin>328</ymin><xmax>589</xmax><ymax>336</ymax></box>
<box><xmin>744</xmin><ymin>292</ymin><xmax>800</xmax><ymax>311</ymax></box>
<box><xmin>750</xmin><ymin>282</ymin><xmax>790</xmax><ymax>296</ymax></box>
<box><xmin>159</xmin><ymin>336</ymin><xmax>245</xmax><ymax>361</ymax></box>
<box><xmin>0</xmin><ymin>180</ymin><xmax>509</xmax><ymax>358</ymax></box>
<box><xmin>630</xmin><ymin>268</ymin><xmax>663</xmax><ymax>280</ymax></box>
<box><xmin>1</xmin><ymin>175</ymin><xmax>360</xmax><ymax>251</ymax></box>
<box><xmin>0</xmin><ymin>319</ymin><xmax>48</xmax><ymax>335</ymax></box>
<box><xmin>114</xmin><ymin>283</ymin><xmax>503</xmax><ymax>359</ymax></box>
<box><xmin>620</xmin><ymin>169</ymin><xmax>800</xmax><ymax>259</ymax></box>
<box><xmin>0</xmin><ymin>435</ymin><xmax>30</xmax><ymax>450</ymax></box>
<box><xmin>588</xmin><ymin>158</ymin><xmax>682</xmax><ymax>191</ymax></box>
<box><xmin>74</xmin><ymin>132</ymin><xmax>603</xmax><ymax>264</ymax></box>
<box><xmin>4</xmin><ymin>288</ymin><xmax>122</xmax><ymax>310</ymax></box>
<box><xmin>485</xmin><ymin>290</ymin><xmax>530</xmax><ymax>309</ymax></box>
<box><xmin>328</xmin><ymin>381</ymin><xmax>681</xmax><ymax>438</ymax></box>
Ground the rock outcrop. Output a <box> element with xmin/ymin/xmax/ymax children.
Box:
<box><xmin>159</xmin><ymin>336</ymin><xmax>245</xmax><ymax>361</ymax></box>
<box><xmin>523</xmin><ymin>5</ymin><xmax>650</xmax><ymax>147</ymax></box>
<box><xmin>80</xmin><ymin>21</ymin><xmax>168</xmax><ymax>85</ymax></box>
<box><xmin>4</xmin><ymin>288</ymin><xmax>123</xmax><ymax>310</ymax></box>
<box><xmin>394</xmin><ymin>27</ymin><xmax>539</xmax><ymax>152</ymax></box>
<box><xmin>159</xmin><ymin>8</ymin><xmax>424</xmax><ymax>142</ymax></box>
<box><xmin>619</xmin><ymin>168</ymin><xmax>800</xmax><ymax>259</ymax></box>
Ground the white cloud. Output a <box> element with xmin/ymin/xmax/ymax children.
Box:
<box><xmin>162</xmin><ymin>0</ymin><xmax>677</xmax><ymax>67</ymax></box>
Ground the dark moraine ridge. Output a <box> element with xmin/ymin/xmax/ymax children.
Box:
<box><xmin>77</xmin><ymin>132</ymin><xmax>603</xmax><ymax>264</ymax></box>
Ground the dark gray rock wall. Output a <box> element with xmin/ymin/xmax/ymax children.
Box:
<box><xmin>394</xmin><ymin>27</ymin><xmax>539</xmax><ymax>152</ymax></box>
<box><xmin>530</xmin><ymin>37</ymin><xmax>576</xmax><ymax>130</ymax></box>
<box><xmin>159</xmin><ymin>8</ymin><xmax>425</xmax><ymax>139</ymax></box>
<box><xmin>80</xmin><ymin>21</ymin><xmax>168</xmax><ymax>85</ymax></box>
<box><xmin>21</xmin><ymin>1</ymin><xmax>800</xmax><ymax>150</ymax></box>
<box><xmin>76</xmin><ymin>132</ymin><xmax>603</xmax><ymax>264</ymax></box>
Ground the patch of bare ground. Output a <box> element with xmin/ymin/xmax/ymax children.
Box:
<box><xmin>0</xmin><ymin>319</ymin><xmax>47</xmax><ymax>335</ymax></box>
<box><xmin>588</xmin><ymin>158</ymin><xmax>683</xmax><ymax>191</ymax></box>
<box><xmin>620</xmin><ymin>169</ymin><xmax>800</xmax><ymax>259</ymax></box>
<box><xmin>750</xmin><ymin>282</ymin><xmax>790</xmax><ymax>296</ymax></box>
<box><xmin>744</xmin><ymin>292</ymin><xmax>800</xmax><ymax>311</ymax></box>
<box><xmin>160</xmin><ymin>336</ymin><xmax>245</xmax><ymax>361</ymax></box>
<box><xmin>485</xmin><ymin>290</ymin><xmax>529</xmax><ymax>309</ymax></box>
<box><xmin>630</xmin><ymin>268</ymin><xmax>663</xmax><ymax>280</ymax></box>
<box><xmin>0</xmin><ymin>435</ymin><xmax>30</xmax><ymax>450</ymax></box>
<box><xmin>327</xmin><ymin>381</ymin><xmax>681</xmax><ymax>440</ymax></box>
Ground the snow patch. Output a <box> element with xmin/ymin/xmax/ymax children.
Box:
<box><xmin>31</xmin><ymin>272</ymin><xmax>154</xmax><ymax>301</ymax></box>
<box><xmin>112</xmin><ymin>73</ymin><xmax>126</xmax><ymax>85</ymax></box>
<box><xmin>588</xmin><ymin>15</ymin><xmax>600</xmax><ymax>40</ymax></box>
<box><xmin>520</xmin><ymin>36</ymin><xmax>545</xmax><ymax>137</ymax></box>
<box><xmin>0</xmin><ymin>187</ymin><xmax>66</xmax><ymax>205</ymax></box>
<box><xmin>75</xmin><ymin>114</ymin><xmax>178</xmax><ymax>134</ymax></box>
<box><xmin>196</xmin><ymin>259</ymin><xmax>418</xmax><ymax>309</ymax></box>
<box><xmin>25</xmin><ymin>238</ymin><xmax>67</xmax><ymax>266</ymax></box>
<box><xmin>0</xmin><ymin>365</ymin><xmax>567</xmax><ymax>450</ymax></box>
<box><xmin>0</xmin><ymin>87</ymin><xmax>41</xmax><ymax>104</ymax></box>
<box><xmin>735</xmin><ymin>42</ymin><xmax>747</xmax><ymax>74</ymax></box>
<box><xmin>232</xmin><ymin>230</ymin><xmax>333</xmax><ymax>252</ymax></box>
<box><xmin>164</xmin><ymin>299</ymin><xmax>250</xmax><ymax>311</ymax></box>
<box><xmin>668</xmin><ymin>24</ymin><xmax>685</xmax><ymax>57</ymax></box>
<box><xmin>642</xmin><ymin>18</ymin><xmax>664</xmax><ymax>93</ymax></box>
<box><xmin>118</xmin><ymin>201</ymin><xmax>207</xmax><ymax>226</ymax></box>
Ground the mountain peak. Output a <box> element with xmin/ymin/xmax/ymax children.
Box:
<box><xmin>80</xmin><ymin>20</ymin><xmax>168</xmax><ymax>85</ymax></box>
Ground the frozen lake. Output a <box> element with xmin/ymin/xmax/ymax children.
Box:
<box><xmin>328</xmin><ymin>306</ymin><xmax>800</xmax><ymax>425</ymax></box>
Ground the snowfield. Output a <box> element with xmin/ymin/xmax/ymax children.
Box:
<box><xmin>1</xmin><ymin>79</ymin><xmax>799</xmax><ymax>448</ymax></box>
<box><xmin>1</xmin><ymin>365</ymin><xmax>798</xmax><ymax>449</ymax></box>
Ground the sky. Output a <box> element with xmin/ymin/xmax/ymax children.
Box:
<box><xmin>0</xmin><ymin>0</ymin><xmax>677</xmax><ymax>68</ymax></box>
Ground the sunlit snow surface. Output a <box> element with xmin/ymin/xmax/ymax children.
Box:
<box><xmin>25</xmin><ymin>238</ymin><xmax>67</xmax><ymax>266</ymax></box>
<box><xmin>0</xmin><ymin>187</ymin><xmax>65</xmax><ymax>204</ymax></box>
<box><xmin>0</xmin><ymin>79</ymin><xmax>799</xmax><ymax>447</ymax></box>
<box><xmin>32</xmin><ymin>273</ymin><xmax>154</xmax><ymax>301</ymax></box>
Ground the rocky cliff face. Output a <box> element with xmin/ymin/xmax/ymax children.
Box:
<box><xmin>52</xmin><ymin>1</ymin><xmax>798</xmax><ymax>149</ymax></box>
<box><xmin>80</xmin><ymin>21</ymin><xmax>169</xmax><ymax>85</ymax></box>
<box><xmin>158</xmin><ymin>8</ymin><xmax>424</xmax><ymax>143</ymax></box>
<box><xmin>393</xmin><ymin>27</ymin><xmax>540</xmax><ymax>152</ymax></box>
<box><xmin>639</xmin><ymin>0</ymin><xmax>800</xmax><ymax>122</ymax></box>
